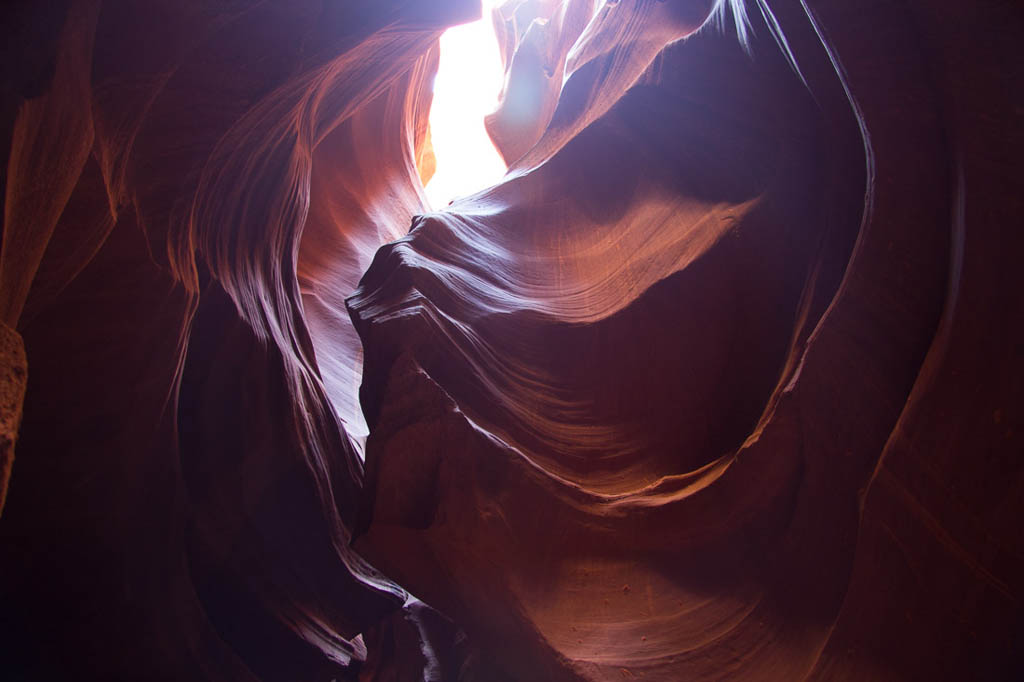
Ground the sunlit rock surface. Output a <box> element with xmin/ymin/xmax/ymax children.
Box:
<box><xmin>1</xmin><ymin>0</ymin><xmax>1022</xmax><ymax>680</ymax></box>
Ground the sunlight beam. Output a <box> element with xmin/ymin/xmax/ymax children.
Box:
<box><xmin>424</xmin><ymin>1</ymin><xmax>508</xmax><ymax>209</ymax></box>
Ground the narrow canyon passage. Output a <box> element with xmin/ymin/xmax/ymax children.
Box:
<box><xmin>0</xmin><ymin>1</ymin><xmax>1022</xmax><ymax>681</ymax></box>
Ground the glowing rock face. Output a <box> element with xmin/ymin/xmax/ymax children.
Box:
<box><xmin>1</xmin><ymin>1</ymin><xmax>1022</xmax><ymax>681</ymax></box>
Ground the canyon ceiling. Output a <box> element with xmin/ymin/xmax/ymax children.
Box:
<box><xmin>0</xmin><ymin>0</ymin><xmax>1022</xmax><ymax>680</ymax></box>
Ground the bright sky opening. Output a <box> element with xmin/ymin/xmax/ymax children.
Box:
<box><xmin>424</xmin><ymin>1</ymin><xmax>508</xmax><ymax>209</ymax></box>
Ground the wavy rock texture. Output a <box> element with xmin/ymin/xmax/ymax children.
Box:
<box><xmin>1</xmin><ymin>0</ymin><xmax>1022</xmax><ymax>680</ymax></box>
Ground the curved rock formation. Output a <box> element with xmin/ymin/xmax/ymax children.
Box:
<box><xmin>1</xmin><ymin>0</ymin><xmax>1022</xmax><ymax>680</ymax></box>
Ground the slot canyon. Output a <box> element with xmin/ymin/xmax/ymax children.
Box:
<box><xmin>1</xmin><ymin>0</ymin><xmax>1022</xmax><ymax>679</ymax></box>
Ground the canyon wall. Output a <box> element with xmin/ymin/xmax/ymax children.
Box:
<box><xmin>0</xmin><ymin>1</ymin><xmax>1021</xmax><ymax>680</ymax></box>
